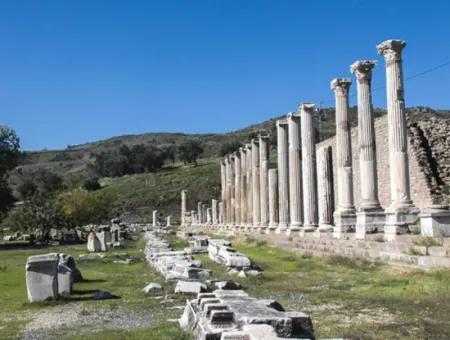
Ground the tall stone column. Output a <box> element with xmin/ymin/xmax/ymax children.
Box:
<box><xmin>377</xmin><ymin>39</ymin><xmax>418</xmax><ymax>240</ymax></box>
<box><xmin>181</xmin><ymin>190</ymin><xmax>187</xmax><ymax>227</ymax></box>
<box><xmin>197</xmin><ymin>201</ymin><xmax>202</xmax><ymax>225</ymax></box>
<box><xmin>268</xmin><ymin>169</ymin><xmax>279</xmax><ymax>233</ymax></box>
<box><xmin>218</xmin><ymin>202</ymin><xmax>224</xmax><ymax>225</ymax></box>
<box><xmin>300</xmin><ymin>103</ymin><xmax>318</xmax><ymax>231</ymax></box>
<box><xmin>206</xmin><ymin>208</ymin><xmax>212</xmax><ymax>225</ymax></box>
<box><xmin>212</xmin><ymin>199</ymin><xmax>218</xmax><ymax>225</ymax></box>
<box><xmin>240</xmin><ymin>147</ymin><xmax>247</xmax><ymax>228</ymax></box>
<box><xmin>287</xmin><ymin>112</ymin><xmax>302</xmax><ymax>235</ymax></box>
<box><xmin>316</xmin><ymin>146</ymin><xmax>334</xmax><ymax>236</ymax></box>
<box><xmin>331</xmin><ymin>78</ymin><xmax>356</xmax><ymax>238</ymax></box>
<box><xmin>202</xmin><ymin>204</ymin><xmax>208</xmax><ymax>225</ymax></box>
<box><xmin>229</xmin><ymin>155</ymin><xmax>236</xmax><ymax>227</ymax></box>
<box><xmin>245</xmin><ymin>143</ymin><xmax>253</xmax><ymax>229</ymax></box>
<box><xmin>251</xmin><ymin>139</ymin><xmax>261</xmax><ymax>228</ymax></box>
<box><xmin>351</xmin><ymin>60</ymin><xmax>385</xmax><ymax>239</ymax></box>
<box><xmin>276</xmin><ymin>119</ymin><xmax>289</xmax><ymax>233</ymax></box>
<box><xmin>224</xmin><ymin>158</ymin><xmax>230</xmax><ymax>225</ymax></box>
<box><xmin>152</xmin><ymin>210</ymin><xmax>158</xmax><ymax>227</ymax></box>
<box><xmin>259</xmin><ymin>135</ymin><xmax>270</xmax><ymax>230</ymax></box>
<box><xmin>220</xmin><ymin>161</ymin><xmax>226</xmax><ymax>224</ymax></box>
<box><xmin>234</xmin><ymin>152</ymin><xmax>242</xmax><ymax>229</ymax></box>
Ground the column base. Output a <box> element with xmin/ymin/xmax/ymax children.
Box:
<box><xmin>420</xmin><ymin>205</ymin><xmax>450</xmax><ymax>237</ymax></box>
<box><xmin>384</xmin><ymin>204</ymin><xmax>419</xmax><ymax>241</ymax></box>
<box><xmin>299</xmin><ymin>225</ymin><xmax>316</xmax><ymax>237</ymax></box>
<box><xmin>258</xmin><ymin>225</ymin><xmax>268</xmax><ymax>234</ymax></box>
<box><xmin>314</xmin><ymin>225</ymin><xmax>333</xmax><ymax>238</ymax></box>
<box><xmin>333</xmin><ymin>211</ymin><xmax>356</xmax><ymax>239</ymax></box>
<box><xmin>266</xmin><ymin>225</ymin><xmax>277</xmax><ymax>234</ymax></box>
<box><xmin>355</xmin><ymin>210</ymin><xmax>386</xmax><ymax>240</ymax></box>
<box><xmin>286</xmin><ymin>226</ymin><xmax>301</xmax><ymax>236</ymax></box>
<box><xmin>276</xmin><ymin>224</ymin><xmax>288</xmax><ymax>234</ymax></box>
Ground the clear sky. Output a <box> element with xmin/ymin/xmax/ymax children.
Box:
<box><xmin>1</xmin><ymin>0</ymin><xmax>449</xmax><ymax>150</ymax></box>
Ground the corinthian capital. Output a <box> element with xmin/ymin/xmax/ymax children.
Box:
<box><xmin>350</xmin><ymin>60</ymin><xmax>377</xmax><ymax>82</ymax></box>
<box><xmin>299</xmin><ymin>102</ymin><xmax>316</xmax><ymax>114</ymax></box>
<box><xmin>330</xmin><ymin>78</ymin><xmax>352</xmax><ymax>96</ymax></box>
<box><xmin>376</xmin><ymin>39</ymin><xmax>406</xmax><ymax>64</ymax></box>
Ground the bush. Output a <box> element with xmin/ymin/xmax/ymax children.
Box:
<box><xmin>219</xmin><ymin>140</ymin><xmax>242</xmax><ymax>157</ymax></box>
<box><xmin>178</xmin><ymin>140</ymin><xmax>203</xmax><ymax>166</ymax></box>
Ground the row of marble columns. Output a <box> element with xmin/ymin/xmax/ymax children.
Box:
<box><xmin>182</xmin><ymin>39</ymin><xmax>419</xmax><ymax>241</ymax></box>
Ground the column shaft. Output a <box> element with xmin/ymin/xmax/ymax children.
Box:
<box><xmin>181</xmin><ymin>190</ymin><xmax>187</xmax><ymax>226</ymax></box>
<box><xmin>288</xmin><ymin>112</ymin><xmax>302</xmax><ymax>231</ymax></box>
<box><xmin>234</xmin><ymin>153</ymin><xmax>241</xmax><ymax>226</ymax></box>
<box><xmin>300</xmin><ymin>103</ymin><xmax>318</xmax><ymax>229</ymax></box>
<box><xmin>212</xmin><ymin>199</ymin><xmax>218</xmax><ymax>225</ymax></box>
<box><xmin>277</xmin><ymin>120</ymin><xmax>289</xmax><ymax>230</ymax></box>
<box><xmin>251</xmin><ymin>139</ymin><xmax>261</xmax><ymax>226</ymax></box>
<box><xmin>240</xmin><ymin>147</ymin><xmax>247</xmax><ymax>225</ymax></box>
<box><xmin>268</xmin><ymin>169</ymin><xmax>279</xmax><ymax>230</ymax></box>
<box><xmin>317</xmin><ymin>146</ymin><xmax>334</xmax><ymax>228</ymax></box>
<box><xmin>245</xmin><ymin>144</ymin><xmax>253</xmax><ymax>226</ymax></box>
<box><xmin>259</xmin><ymin>136</ymin><xmax>270</xmax><ymax>228</ymax></box>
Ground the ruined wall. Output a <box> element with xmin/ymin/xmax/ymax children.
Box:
<box><xmin>316</xmin><ymin>115</ymin><xmax>449</xmax><ymax>211</ymax></box>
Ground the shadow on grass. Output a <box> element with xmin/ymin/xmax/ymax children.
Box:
<box><xmin>79</xmin><ymin>278</ymin><xmax>107</xmax><ymax>283</ymax></box>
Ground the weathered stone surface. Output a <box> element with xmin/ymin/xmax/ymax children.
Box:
<box><xmin>57</xmin><ymin>263</ymin><xmax>73</xmax><ymax>296</ymax></box>
<box><xmin>86</xmin><ymin>231</ymin><xmax>101</xmax><ymax>252</ymax></box>
<box><xmin>26</xmin><ymin>253</ymin><xmax>59</xmax><ymax>302</ymax></box>
<box><xmin>213</xmin><ymin>280</ymin><xmax>242</xmax><ymax>290</ymax></box>
<box><xmin>142</xmin><ymin>282</ymin><xmax>162</xmax><ymax>293</ymax></box>
<box><xmin>420</xmin><ymin>205</ymin><xmax>450</xmax><ymax>237</ymax></box>
<box><xmin>175</xmin><ymin>281</ymin><xmax>207</xmax><ymax>294</ymax></box>
<box><xmin>179</xmin><ymin>290</ymin><xmax>314</xmax><ymax>339</ymax></box>
<box><xmin>208</xmin><ymin>239</ymin><xmax>251</xmax><ymax>269</ymax></box>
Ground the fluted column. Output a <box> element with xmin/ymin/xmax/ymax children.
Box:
<box><xmin>287</xmin><ymin>112</ymin><xmax>302</xmax><ymax>235</ymax></box>
<box><xmin>212</xmin><ymin>199</ymin><xmax>218</xmax><ymax>225</ymax></box>
<box><xmin>240</xmin><ymin>147</ymin><xmax>247</xmax><ymax>227</ymax></box>
<box><xmin>316</xmin><ymin>146</ymin><xmax>334</xmax><ymax>236</ymax></box>
<box><xmin>331</xmin><ymin>78</ymin><xmax>356</xmax><ymax>238</ymax></box>
<box><xmin>181</xmin><ymin>190</ymin><xmax>187</xmax><ymax>226</ymax></box>
<box><xmin>268</xmin><ymin>169</ymin><xmax>279</xmax><ymax>232</ymax></box>
<box><xmin>218</xmin><ymin>202</ymin><xmax>224</xmax><ymax>225</ymax></box>
<box><xmin>220</xmin><ymin>161</ymin><xmax>226</xmax><ymax>224</ymax></box>
<box><xmin>234</xmin><ymin>152</ymin><xmax>241</xmax><ymax>228</ymax></box>
<box><xmin>206</xmin><ymin>208</ymin><xmax>212</xmax><ymax>225</ymax></box>
<box><xmin>300</xmin><ymin>103</ymin><xmax>318</xmax><ymax>230</ymax></box>
<box><xmin>259</xmin><ymin>135</ymin><xmax>270</xmax><ymax>229</ymax></box>
<box><xmin>229</xmin><ymin>155</ymin><xmax>236</xmax><ymax>226</ymax></box>
<box><xmin>351</xmin><ymin>60</ymin><xmax>385</xmax><ymax>239</ymax></box>
<box><xmin>197</xmin><ymin>201</ymin><xmax>202</xmax><ymax>225</ymax></box>
<box><xmin>276</xmin><ymin>119</ymin><xmax>289</xmax><ymax>233</ymax></box>
<box><xmin>251</xmin><ymin>139</ymin><xmax>261</xmax><ymax>228</ymax></box>
<box><xmin>224</xmin><ymin>158</ymin><xmax>231</xmax><ymax>225</ymax></box>
<box><xmin>245</xmin><ymin>143</ymin><xmax>253</xmax><ymax>228</ymax></box>
<box><xmin>377</xmin><ymin>39</ymin><xmax>418</xmax><ymax>240</ymax></box>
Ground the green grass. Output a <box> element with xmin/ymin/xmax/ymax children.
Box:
<box><xmin>0</xmin><ymin>239</ymin><xmax>191</xmax><ymax>340</ymax></box>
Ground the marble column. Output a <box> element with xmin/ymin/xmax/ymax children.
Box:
<box><xmin>197</xmin><ymin>201</ymin><xmax>202</xmax><ymax>225</ymax></box>
<box><xmin>229</xmin><ymin>155</ymin><xmax>236</xmax><ymax>227</ymax></box>
<box><xmin>218</xmin><ymin>202</ymin><xmax>224</xmax><ymax>225</ymax></box>
<box><xmin>268</xmin><ymin>169</ymin><xmax>279</xmax><ymax>233</ymax></box>
<box><xmin>152</xmin><ymin>210</ymin><xmax>158</xmax><ymax>227</ymax></box>
<box><xmin>276</xmin><ymin>119</ymin><xmax>289</xmax><ymax>233</ymax></box>
<box><xmin>259</xmin><ymin>135</ymin><xmax>270</xmax><ymax>230</ymax></box>
<box><xmin>300</xmin><ymin>103</ymin><xmax>318</xmax><ymax>231</ymax></box>
<box><xmin>245</xmin><ymin>143</ymin><xmax>253</xmax><ymax>229</ymax></box>
<box><xmin>351</xmin><ymin>60</ymin><xmax>385</xmax><ymax>239</ymax></box>
<box><xmin>331</xmin><ymin>78</ymin><xmax>356</xmax><ymax>238</ymax></box>
<box><xmin>287</xmin><ymin>112</ymin><xmax>302</xmax><ymax>235</ymax></box>
<box><xmin>206</xmin><ymin>208</ymin><xmax>212</xmax><ymax>225</ymax></box>
<box><xmin>224</xmin><ymin>158</ymin><xmax>230</xmax><ymax>225</ymax></box>
<box><xmin>212</xmin><ymin>199</ymin><xmax>218</xmax><ymax>225</ymax></box>
<box><xmin>240</xmin><ymin>147</ymin><xmax>247</xmax><ymax>228</ymax></box>
<box><xmin>166</xmin><ymin>215</ymin><xmax>171</xmax><ymax>227</ymax></box>
<box><xmin>181</xmin><ymin>190</ymin><xmax>187</xmax><ymax>227</ymax></box>
<box><xmin>191</xmin><ymin>211</ymin><xmax>197</xmax><ymax>225</ymax></box>
<box><xmin>377</xmin><ymin>39</ymin><xmax>418</xmax><ymax>241</ymax></box>
<box><xmin>251</xmin><ymin>139</ymin><xmax>261</xmax><ymax>228</ymax></box>
<box><xmin>220</xmin><ymin>161</ymin><xmax>226</xmax><ymax>225</ymax></box>
<box><xmin>202</xmin><ymin>204</ymin><xmax>208</xmax><ymax>225</ymax></box>
<box><xmin>234</xmin><ymin>152</ymin><xmax>242</xmax><ymax>229</ymax></box>
<box><xmin>316</xmin><ymin>146</ymin><xmax>334</xmax><ymax>236</ymax></box>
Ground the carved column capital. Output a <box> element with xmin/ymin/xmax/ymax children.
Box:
<box><xmin>330</xmin><ymin>78</ymin><xmax>352</xmax><ymax>96</ymax></box>
<box><xmin>350</xmin><ymin>60</ymin><xmax>377</xmax><ymax>82</ymax></box>
<box><xmin>377</xmin><ymin>39</ymin><xmax>406</xmax><ymax>65</ymax></box>
<box><xmin>299</xmin><ymin>102</ymin><xmax>316</xmax><ymax>114</ymax></box>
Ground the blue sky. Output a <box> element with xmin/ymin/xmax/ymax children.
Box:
<box><xmin>1</xmin><ymin>0</ymin><xmax>449</xmax><ymax>150</ymax></box>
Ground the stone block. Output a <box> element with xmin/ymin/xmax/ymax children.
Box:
<box><xmin>57</xmin><ymin>263</ymin><xmax>73</xmax><ymax>296</ymax></box>
<box><xmin>26</xmin><ymin>253</ymin><xmax>59</xmax><ymax>302</ymax></box>
<box><xmin>428</xmin><ymin>246</ymin><xmax>448</xmax><ymax>257</ymax></box>
<box><xmin>175</xmin><ymin>281</ymin><xmax>207</xmax><ymax>294</ymax></box>
<box><xmin>420</xmin><ymin>206</ymin><xmax>450</xmax><ymax>237</ymax></box>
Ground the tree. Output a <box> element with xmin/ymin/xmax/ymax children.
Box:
<box><xmin>178</xmin><ymin>140</ymin><xmax>203</xmax><ymax>166</ymax></box>
<box><xmin>0</xmin><ymin>126</ymin><xmax>21</xmax><ymax>176</ymax></box>
<box><xmin>17</xmin><ymin>169</ymin><xmax>63</xmax><ymax>198</ymax></box>
<box><xmin>161</xmin><ymin>144</ymin><xmax>178</xmax><ymax>164</ymax></box>
<box><xmin>4</xmin><ymin>194</ymin><xmax>66</xmax><ymax>244</ymax></box>
<box><xmin>57</xmin><ymin>189</ymin><xmax>113</xmax><ymax>228</ymax></box>
<box><xmin>219</xmin><ymin>140</ymin><xmax>242</xmax><ymax>157</ymax></box>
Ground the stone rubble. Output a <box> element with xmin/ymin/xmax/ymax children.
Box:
<box><xmin>179</xmin><ymin>289</ymin><xmax>314</xmax><ymax>340</ymax></box>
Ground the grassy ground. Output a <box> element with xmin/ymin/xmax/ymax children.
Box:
<box><xmin>2</xmin><ymin>233</ymin><xmax>450</xmax><ymax>339</ymax></box>
<box><xmin>0</xmin><ymin>239</ymin><xmax>191</xmax><ymax>340</ymax></box>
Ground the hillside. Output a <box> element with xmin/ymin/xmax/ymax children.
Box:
<box><xmin>8</xmin><ymin>106</ymin><xmax>450</xmax><ymax>221</ymax></box>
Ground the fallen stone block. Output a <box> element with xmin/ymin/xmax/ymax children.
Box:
<box><xmin>175</xmin><ymin>281</ymin><xmax>207</xmax><ymax>294</ymax></box>
<box><xmin>142</xmin><ymin>282</ymin><xmax>162</xmax><ymax>293</ymax></box>
<box><xmin>26</xmin><ymin>253</ymin><xmax>59</xmax><ymax>302</ymax></box>
<box><xmin>57</xmin><ymin>263</ymin><xmax>73</xmax><ymax>296</ymax></box>
<box><xmin>214</xmin><ymin>280</ymin><xmax>242</xmax><ymax>290</ymax></box>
